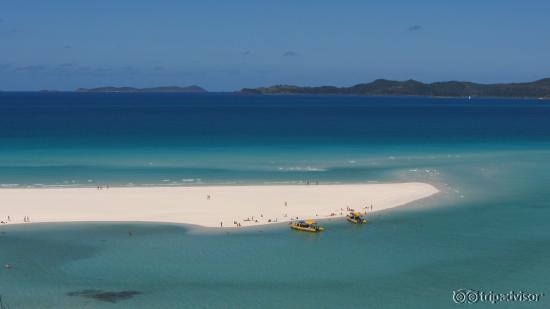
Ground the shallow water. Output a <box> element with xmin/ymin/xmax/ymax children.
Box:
<box><xmin>1</xmin><ymin>94</ymin><xmax>549</xmax><ymax>308</ymax></box>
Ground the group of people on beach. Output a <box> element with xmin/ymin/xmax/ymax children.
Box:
<box><xmin>0</xmin><ymin>216</ymin><xmax>30</xmax><ymax>224</ymax></box>
<box><xmin>305</xmin><ymin>181</ymin><xmax>320</xmax><ymax>185</ymax></box>
<box><xmin>203</xmin><ymin>187</ymin><xmax>374</xmax><ymax>229</ymax></box>
<box><xmin>222</xmin><ymin>200</ymin><xmax>375</xmax><ymax>228</ymax></box>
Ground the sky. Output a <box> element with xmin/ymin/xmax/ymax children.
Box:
<box><xmin>0</xmin><ymin>0</ymin><xmax>549</xmax><ymax>91</ymax></box>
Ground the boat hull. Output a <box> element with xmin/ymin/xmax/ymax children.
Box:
<box><xmin>290</xmin><ymin>225</ymin><xmax>324</xmax><ymax>232</ymax></box>
<box><xmin>347</xmin><ymin>217</ymin><xmax>367</xmax><ymax>224</ymax></box>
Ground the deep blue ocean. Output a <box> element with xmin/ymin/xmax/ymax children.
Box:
<box><xmin>1</xmin><ymin>93</ymin><xmax>550</xmax><ymax>308</ymax></box>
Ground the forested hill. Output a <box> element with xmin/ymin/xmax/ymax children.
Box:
<box><xmin>240</xmin><ymin>79</ymin><xmax>550</xmax><ymax>98</ymax></box>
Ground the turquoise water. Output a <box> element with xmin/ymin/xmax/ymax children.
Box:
<box><xmin>1</xmin><ymin>94</ymin><xmax>550</xmax><ymax>308</ymax></box>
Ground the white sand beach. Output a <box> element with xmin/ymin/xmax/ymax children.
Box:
<box><xmin>0</xmin><ymin>183</ymin><xmax>438</xmax><ymax>228</ymax></box>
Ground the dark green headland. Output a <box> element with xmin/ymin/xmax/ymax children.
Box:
<box><xmin>240</xmin><ymin>78</ymin><xmax>550</xmax><ymax>98</ymax></box>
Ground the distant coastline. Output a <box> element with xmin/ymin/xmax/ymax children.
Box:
<box><xmin>76</xmin><ymin>85</ymin><xmax>207</xmax><ymax>93</ymax></box>
<box><xmin>3</xmin><ymin>78</ymin><xmax>550</xmax><ymax>99</ymax></box>
<box><xmin>240</xmin><ymin>78</ymin><xmax>550</xmax><ymax>99</ymax></box>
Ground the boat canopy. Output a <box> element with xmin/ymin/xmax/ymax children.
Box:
<box><xmin>305</xmin><ymin>220</ymin><xmax>316</xmax><ymax>225</ymax></box>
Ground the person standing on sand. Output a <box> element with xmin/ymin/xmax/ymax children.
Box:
<box><xmin>220</xmin><ymin>221</ymin><xmax>223</xmax><ymax>227</ymax></box>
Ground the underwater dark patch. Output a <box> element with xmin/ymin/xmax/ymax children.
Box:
<box><xmin>67</xmin><ymin>290</ymin><xmax>142</xmax><ymax>303</ymax></box>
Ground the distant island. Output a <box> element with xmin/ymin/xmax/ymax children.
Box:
<box><xmin>240</xmin><ymin>78</ymin><xmax>550</xmax><ymax>98</ymax></box>
<box><xmin>76</xmin><ymin>85</ymin><xmax>207</xmax><ymax>93</ymax></box>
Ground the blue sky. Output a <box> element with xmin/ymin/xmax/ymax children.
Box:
<box><xmin>0</xmin><ymin>0</ymin><xmax>549</xmax><ymax>91</ymax></box>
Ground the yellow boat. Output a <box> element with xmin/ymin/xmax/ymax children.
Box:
<box><xmin>290</xmin><ymin>220</ymin><xmax>325</xmax><ymax>232</ymax></box>
<box><xmin>346</xmin><ymin>212</ymin><xmax>367</xmax><ymax>224</ymax></box>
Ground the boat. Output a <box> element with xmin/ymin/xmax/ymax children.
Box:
<box><xmin>290</xmin><ymin>220</ymin><xmax>325</xmax><ymax>232</ymax></box>
<box><xmin>346</xmin><ymin>212</ymin><xmax>367</xmax><ymax>224</ymax></box>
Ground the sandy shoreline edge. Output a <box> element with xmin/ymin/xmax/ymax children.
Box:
<box><xmin>0</xmin><ymin>183</ymin><xmax>438</xmax><ymax>228</ymax></box>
